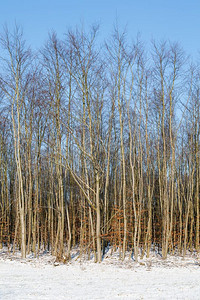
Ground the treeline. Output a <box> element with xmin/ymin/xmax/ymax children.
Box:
<box><xmin>0</xmin><ymin>24</ymin><xmax>199</xmax><ymax>262</ymax></box>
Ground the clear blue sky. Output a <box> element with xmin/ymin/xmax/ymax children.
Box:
<box><xmin>0</xmin><ymin>0</ymin><xmax>200</xmax><ymax>57</ymax></box>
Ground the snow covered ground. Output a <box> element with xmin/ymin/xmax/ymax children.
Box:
<box><xmin>0</xmin><ymin>249</ymin><xmax>200</xmax><ymax>299</ymax></box>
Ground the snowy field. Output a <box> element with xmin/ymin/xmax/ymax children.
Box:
<box><xmin>0</xmin><ymin>249</ymin><xmax>200</xmax><ymax>299</ymax></box>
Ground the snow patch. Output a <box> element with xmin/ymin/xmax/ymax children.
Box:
<box><xmin>0</xmin><ymin>249</ymin><xmax>200</xmax><ymax>299</ymax></box>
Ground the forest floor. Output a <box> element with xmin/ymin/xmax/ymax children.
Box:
<box><xmin>0</xmin><ymin>247</ymin><xmax>200</xmax><ymax>299</ymax></box>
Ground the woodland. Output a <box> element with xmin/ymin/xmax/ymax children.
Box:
<box><xmin>0</xmin><ymin>24</ymin><xmax>199</xmax><ymax>263</ymax></box>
